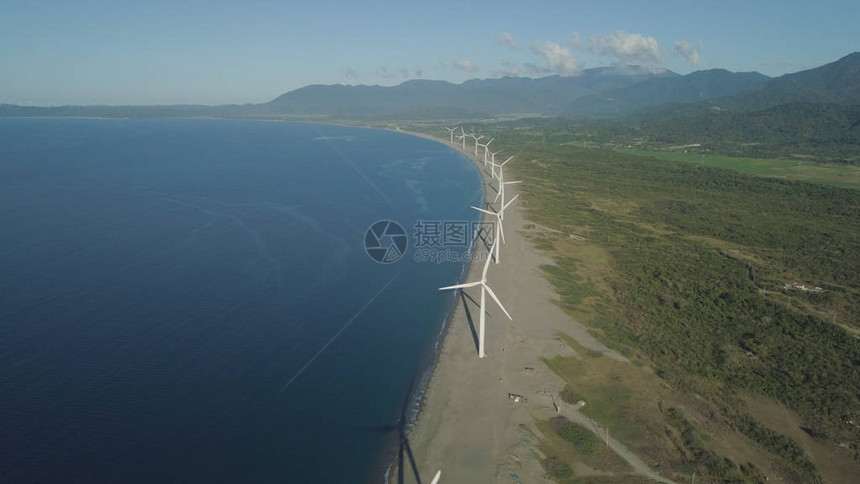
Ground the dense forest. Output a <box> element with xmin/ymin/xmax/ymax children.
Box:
<box><xmin>575</xmin><ymin>103</ymin><xmax>860</xmax><ymax>163</ymax></box>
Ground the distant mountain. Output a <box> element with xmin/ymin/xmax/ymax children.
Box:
<box><xmin>0</xmin><ymin>66</ymin><xmax>675</xmax><ymax>120</ymax></box>
<box><xmin>561</xmin><ymin>69</ymin><xmax>770</xmax><ymax>118</ymax></box>
<box><xmin>264</xmin><ymin>65</ymin><xmax>677</xmax><ymax>118</ymax></box>
<box><xmin>709</xmin><ymin>52</ymin><xmax>860</xmax><ymax>111</ymax></box>
<box><xmin>3</xmin><ymin>53</ymin><xmax>857</xmax><ymax>121</ymax></box>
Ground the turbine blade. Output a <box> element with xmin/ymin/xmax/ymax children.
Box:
<box><xmin>504</xmin><ymin>194</ymin><xmax>520</xmax><ymax>210</ymax></box>
<box><xmin>431</xmin><ymin>470</ymin><xmax>442</xmax><ymax>484</ymax></box>
<box><xmin>471</xmin><ymin>206</ymin><xmax>496</xmax><ymax>216</ymax></box>
<box><xmin>499</xmin><ymin>218</ymin><xmax>505</xmax><ymax>243</ymax></box>
<box><xmin>482</xmin><ymin>241</ymin><xmax>495</xmax><ymax>280</ymax></box>
<box><xmin>502</xmin><ymin>156</ymin><xmax>513</xmax><ymax>166</ymax></box>
<box><xmin>439</xmin><ymin>281</ymin><xmax>481</xmax><ymax>291</ymax></box>
<box><xmin>505</xmin><ymin>180</ymin><xmax>523</xmax><ymax>185</ymax></box>
<box><xmin>484</xmin><ymin>284</ymin><xmax>513</xmax><ymax>320</ymax></box>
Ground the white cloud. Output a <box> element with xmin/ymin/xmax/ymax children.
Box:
<box><xmin>588</xmin><ymin>30</ymin><xmax>662</xmax><ymax>64</ymax></box>
<box><xmin>453</xmin><ymin>60</ymin><xmax>478</xmax><ymax>73</ymax></box>
<box><xmin>497</xmin><ymin>32</ymin><xmax>517</xmax><ymax>49</ymax></box>
<box><xmin>342</xmin><ymin>68</ymin><xmax>359</xmax><ymax>79</ymax></box>
<box><xmin>570</xmin><ymin>31</ymin><xmax>581</xmax><ymax>48</ymax></box>
<box><xmin>531</xmin><ymin>42</ymin><xmax>580</xmax><ymax>76</ymax></box>
<box><xmin>674</xmin><ymin>41</ymin><xmax>702</xmax><ymax>67</ymax></box>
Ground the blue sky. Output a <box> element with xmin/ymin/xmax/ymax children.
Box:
<box><xmin>1</xmin><ymin>0</ymin><xmax>858</xmax><ymax>105</ymax></box>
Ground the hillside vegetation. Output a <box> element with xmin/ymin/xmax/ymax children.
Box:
<box><xmin>569</xmin><ymin>102</ymin><xmax>860</xmax><ymax>164</ymax></box>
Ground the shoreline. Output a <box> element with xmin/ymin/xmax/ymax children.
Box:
<box><xmin>389</xmin><ymin>129</ymin><xmax>671</xmax><ymax>483</ymax></box>
<box><xmin>379</xmin><ymin>129</ymin><xmax>492</xmax><ymax>483</ymax></box>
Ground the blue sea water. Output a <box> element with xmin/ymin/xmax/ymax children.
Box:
<box><xmin>0</xmin><ymin>118</ymin><xmax>483</xmax><ymax>482</ymax></box>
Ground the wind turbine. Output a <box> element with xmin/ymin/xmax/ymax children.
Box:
<box><xmin>488</xmin><ymin>148</ymin><xmax>503</xmax><ymax>169</ymax></box>
<box><xmin>472</xmin><ymin>195</ymin><xmax>519</xmax><ymax>264</ymax></box>
<box><xmin>477</xmin><ymin>138</ymin><xmax>494</xmax><ymax>164</ymax></box>
<box><xmin>494</xmin><ymin>165</ymin><xmax>522</xmax><ymax>220</ymax></box>
<box><xmin>439</xmin><ymin>238</ymin><xmax>511</xmax><ymax>358</ymax></box>
<box><xmin>491</xmin><ymin>155</ymin><xmax>512</xmax><ymax>179</ymax></box>
<box><xmin>444</xmin><ymin>126</ymin><xmax>458</xmax><ymax>144</ymax></box>
<box><xmin>457</xmin><ymin>128</ymin><xmax>467</xmax><ymax>149</ymax></box>
<box><xmin>472</xmin><ymin>135</ymin><xmax>484</xmax><ymax>157</ymax></box>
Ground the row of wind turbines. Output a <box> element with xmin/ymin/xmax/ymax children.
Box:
<box><xmin>439</xmin><ymin>126</ymin><xmax>521</xmax><ymax>359</ymax></box>
<box><xmin>396</xmin><ymin>127</ymin><xmax>521</xmax><ymax>484</ymax></box>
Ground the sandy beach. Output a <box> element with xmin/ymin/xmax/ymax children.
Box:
<box><xmin>391</xmin><ymin>132</ymin><xmax>672</xmax><ymax>483</ymax></box>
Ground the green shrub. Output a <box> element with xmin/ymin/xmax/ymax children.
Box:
<box><xmin>550</xmin><ymin>416</ymin><xmax>598</xmax><ymax>454</ymax></box>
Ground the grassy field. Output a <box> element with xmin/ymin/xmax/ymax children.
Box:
<box><xmin>498</xmin><ymin>138</ymin><xmax>860</xmax><ymax>483</ymax></box>
<box><xmin>620</xmin><ymin>149</ymin><xmax>860</xmax><ymax>190</ymax></box>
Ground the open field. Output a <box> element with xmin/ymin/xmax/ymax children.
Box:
<box><xmin>501</xmin><ymin>140</ymin><xmax>860</xmax><ymax>482</ymax></box>
<box><xmin>621</xmin><ymin>149</ymin><xmax>860</xmax><ymax>190</ymax></box>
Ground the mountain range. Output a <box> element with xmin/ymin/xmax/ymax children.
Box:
<box><xmin>2</xmin><ymin>52</ymin><xmax>858</xmax><ymax>122</ymax></box>
<box><xmin>265</xmin><ymin>65</ymin><xmax>675</xmax><ymax>118</ymax></box>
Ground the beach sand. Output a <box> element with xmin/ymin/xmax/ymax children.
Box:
<box><xmin>390</xmin><ymin>133</ymin><xmax>671</xmax><ymax>483</ymax></box>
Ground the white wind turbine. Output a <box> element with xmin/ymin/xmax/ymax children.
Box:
<box><xmin>444</xmin><ymin>126</ymin><xmax>458</xmax><ymax>144</ymax></box>
<box><xmin>472</xmin><ymin>195</ymin><xmax>519</xmax><ymax>264</ymax></box>
<box><xmin>488</xmin><ymin>148</ymin><xmax>503</xmax><ymax>170</ymax></box>
<box><xmin>494</xmin><ymin>164</ymin><xmax>522</xmax><ymax>220</ymax></box>
<box><xmin>457</xmin><ymin>128</ymin><xmax>467</xmax><ymax>149</ymax></box>
<box><xmin>471</xmin><ymin>135</ymin><xmax>484</xmax><ymax>157</ymax></box>
<box><xmin>491</xmin><ymin>155</ymin><xmax>512</xmax><ymax>179</ymax></box>
<box><xmin>438</xmin><ymin>238</ymin><xmax>511</xmax><ymax>358</ymax></box>
<box><xmin>477</xmin><ymin>138</ymin><xmax>494</xmax><ymax>164</ymax></box>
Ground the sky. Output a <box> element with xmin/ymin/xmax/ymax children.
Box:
<box><xmin>1</xmin><ymin>0</ymin><xmax>858</xmax><ymax>106</ymax></box>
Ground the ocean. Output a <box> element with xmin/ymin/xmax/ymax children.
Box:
<box><xmin>0</xmin><ymin>118</ymin><xmax>483</xmax><ymax>482</ymax></box>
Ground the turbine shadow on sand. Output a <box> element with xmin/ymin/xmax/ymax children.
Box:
<box><xmin>362</xmin><ymin>372</ymin><xmax>436</xmax><ymax>484</ymax></box>
<box><xmin>460</xmin><ymin>291</ymin><xmax>480</xmax><ymax>354</ymax></box>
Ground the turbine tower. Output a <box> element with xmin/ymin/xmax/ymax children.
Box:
<box><xmin>472</xmin><ymin>195</ymin><xmax>519</xmax><ymax>264</ymax></box>
<box><xmin>438</xmin><ymin>238</ymin><xmax>512</xmax><ymax>358</ymax></box>
<box><xmin>494</xmin><ymin>165</ymin><xmax>522</xmax><ymax>220</ymax></box>
<box><xmin>476</xmin><ymin>138</ymin><xmax>494</xmax><ymax>165</ymax></box>
<box><xmin>491</xmin><ymin>155</ymin><xmax>512</xmax><ymax>179</ymax></box>
<box><xmin>457</xmin><ymin>128</ymin><xmax>467</xmax><ymax>149</ymax></box>
<box><xmin>482</xmin><ymin>138</ymin><xmax>494</xmax><ymax>164</ymax></box>
<box><xmin>444</xmin><ymin>126</ymin><xmax>458</xmax><ymax>144</ymax></box>
<box><xmin>489</xmin><ymin>148</ymin><xmax>503</xmax><ymax>169</ymax></box>
<box><xmin>472</xmin><ymin>135</ymin><xmax>484</xmax><ymax>157</ymax></box>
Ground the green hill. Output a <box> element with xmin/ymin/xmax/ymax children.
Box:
<box><xmin>562</xmin><ymin>69</ymin><xmax>770</xmax><ymax>117</ymax></box>
<box><xmin>264</xmin><ymin>66</ymin><xmax>676</xmax><ymax>118</ymax></box>
<box><xmin>712</xmin><ymin>52</ymin><xmax>860</xmax><ymax>111</ymax></box>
